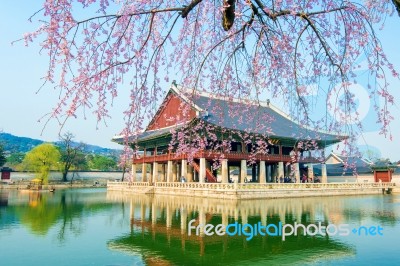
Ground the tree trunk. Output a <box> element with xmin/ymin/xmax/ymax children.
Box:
<box><xmin>62</xmin><ymin>171</ymin><xmax>68</xmax><ymax>182</ymax></box>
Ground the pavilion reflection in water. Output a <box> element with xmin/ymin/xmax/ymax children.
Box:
<box><xmin>106</xmin><ymin>191</ymin><xmax>355</xmax><ymax>265</ymax></box>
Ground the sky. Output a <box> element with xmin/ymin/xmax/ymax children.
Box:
<box><xmin>0</xmin><ymin>1</ymin><xmax>399</xmax><ymax>160</ymax></box>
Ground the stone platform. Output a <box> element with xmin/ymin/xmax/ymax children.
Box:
<box><xmin>107</xmin><ymin>181</ymin><xmax>396</xmax><ymax>200</ymax></box>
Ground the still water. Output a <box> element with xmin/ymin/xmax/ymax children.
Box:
<box><xmin>0</xmin><ymin>188</ymin><xmax>399</xmax><ymax>266</ymax></box>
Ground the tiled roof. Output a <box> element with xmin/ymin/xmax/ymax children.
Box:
<box><xmin>113</xmin><ymin>84</ymin><xmax>344</xmax><ymax>146</ymax></box>
<box><xmin>192</xmin><ymin>94</ymin><xmax>342</xmax><ymax>143</ymax></box>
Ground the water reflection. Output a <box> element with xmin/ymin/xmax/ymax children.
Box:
<box><xmin>106</xmin><ymin>192</ymin><xmax>399</xmax><ymax>265</ymax></box>
<box><xmin>1</xmin><ymin>189</ymin><xmax>399</xmax><ymax>265</ymax></box>
<box><xmin>0</xmin><ymin>189</ymin><xmax>113</xmax><ymax>238</ymax></box>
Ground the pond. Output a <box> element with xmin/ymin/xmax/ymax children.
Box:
<box><xmin>1</xmin><ymin>188</ymin><xmax>399</xmax><ymax>265</ymax></box>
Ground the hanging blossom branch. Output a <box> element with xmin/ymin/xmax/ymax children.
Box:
<box><xmin>19</xmin><ymin>0</ymin><xmax>398</xmax><ymax>161</ymax></box>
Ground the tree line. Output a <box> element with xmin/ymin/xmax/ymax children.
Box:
<box><xmin>0</xmin><ymin>132</ymin><xmax>121</xmax><ymax>183</ymax></box>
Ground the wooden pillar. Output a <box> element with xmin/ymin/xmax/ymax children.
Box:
<box><xmin>240</xmin><ymin>160</ymin><xmax>247</xmax><ymax>184</ymax></box>
<box><xmin>259</xmin><ymin>161</ymin><xmax>266</xmax><ymax>183</ymax></box>
<box><xmin>221</xmin><ymin>159</ymin><xmax>228</xmax><ymax>183</ymax></box>
<box><xmin>199</xmin><ymin>158</ymin><xmax>206</xmax><ymax>183</ymax></box>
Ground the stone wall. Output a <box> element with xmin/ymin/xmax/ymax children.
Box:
<box><xmin>5</xmin><ymin>171</ymin><xmax>126</xmax><ymax>183</ymax></box>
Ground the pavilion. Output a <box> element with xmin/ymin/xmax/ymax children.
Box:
<box><xmin>113</xmin><ymin>83</ymin><xmax>345</xmax><ymax>185</ymax></box>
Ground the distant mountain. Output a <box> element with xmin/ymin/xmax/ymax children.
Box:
<box><xmin>0</xmin><ymin>132</ymin><xmax>121</xmax><ymax>155</ymax></box>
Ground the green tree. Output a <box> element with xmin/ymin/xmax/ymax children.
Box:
<box><xmin>0</xmin><ymin>144</ymin><xmax>6</xmax><ymax>167</ymax></box>
<box><xmin>6</xmin><ymin>152</ymin><xmax>25</xmax><ymax>169</ymax></box>
<box><xmin>23</xmin><ymin>143</ymin><xmax>61</xmax><ymax>184</ymax></box>
<box><xmin>87</xmin><ymin>154</ymin><xmax>117</xmax><ymax>171</ymax></box>
<box><xmin>58</xmin><ymin>132</ymin><xmax>87</xmax><ymax>182</ymax></box>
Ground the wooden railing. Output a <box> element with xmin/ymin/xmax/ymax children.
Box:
<box><xmin>108</xmin><ymin>181</ymin><xmax>395</xmax><ymax>190</ymax></box>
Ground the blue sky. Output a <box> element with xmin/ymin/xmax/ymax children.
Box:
<box><xmin>0</xmin><ymin>1</ymin><xmax>399</xmax><ymax>160</ymax></box>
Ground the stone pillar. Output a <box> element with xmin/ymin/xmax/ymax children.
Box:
<box><xmin>131</xmin><ymin>164</ymin><xmax>137</xmax><ymax>182</ymax></box>
<box><xmin>161</xmin><ymin>163</ymin><xmax>166</xmax><ymax>182</ymax></box>
<box><xmin>149</xmin><ymin>163</ymin><xmax>153</xmax><ymax>185</ymax></box>
<box><xmin>307</xmin><ymin>163</ymin><xmax>314</xmax><ymax>182</ymax></box>
<box><xmin>172</xmin><ymin>163</ymin><xmax>178</xmax><ymax>182</ymax></box>
<box><xmin>181</xmin><ymin>160</ymin><xmax>187</xmax><ymax>180</ymax></box>
<box><xmin>240</xmin><ymin>160</ymin><xmax>247</xmax><ymax>184</ymax></box>
<box><xmin>199</xmin><ymin>158</ymin><xmax>206</xmax><ymax>183</ymax></box>
<box><xmin>187</xmin><ymin>165</ymin><xmax>194</xmax><ymax>182</ymax></box>
<box><xmin>221</xmin><ymin>159</ymin><xmax>228</xmax><ymax>183</ymax></box>
<box><xmin>167</xmin><ymin>161</ymin><xmax>173</xmax><ymax>183</ymax></box>
<box><xmin>141</xmin><ymin>163</ymin><xmax>147</xmax><ymax>182</ymax></box>
<box><xmin>278</xmin><ymin>161</ymin><xmax>284</xmax><ymax>182</ymax></box>
<box><xmin>259</xmin><ymin>161</ymin><xmax>266</xmax><ymax>183</ymax></box>
<box><xmin>267</xmin><ymin>164</ymin><xmax>271</xmax><ymax>182</ymax></box>
<box><xmin>321</xmin><ymin>163</ymin><xmax>327</xmax><ymax>183</ymax></box>
<box><xmin>152</xmin><ymin>162</ymin><xmax>158</xmax><ymax>183</ymax></box>
<box><xmin>294</xmin><ymin>163</ymin><xmax>300</xmax><ymax>183</ymax></box>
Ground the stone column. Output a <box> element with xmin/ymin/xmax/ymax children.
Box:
<box><xmin>307</xmin><ymin>163</ymin><xmax>314</xmax><ymax>181</ymax></box>
<box><xmin>149</xmin><ymin>163</ymin><xmax>153</xmax><ymax>185</ymax></box>
<box><xmin>152</xmin><ymin>162</ymin><xmax>158</xmax><ymax>183</ymax></box>
<box><xmin>131</xmin><ymin>164</ymin><xmax>137</xmax><ymax>182</ymax></box>
<box><xmin>267</xmin><ymin>164</ymin><xmax>271</xmax><ymax>182</ymax></box>
<box><xmin>181</xmin><ymin>159</ymin><xmax>187</xmax><ymax>180</ymax></box>
<box><xmin>278</xmin><ymin>161</ymin><xmax>284</xmax><ymax>182</ymax></box>
<box><xmin>221</xmin><ymin>159</ymin><xmax>228</xmax><ymax>183</ymax></box>
<box><xmin>199</xmin><ymin>158</ymin><xmax>206</xmax><ymax>183</ymax></box>
<box><xmin>187</xmin><ymin>164</ymin><xmax>194</xmax><ymax>182</ymax></box>
<box><xmin>141</xmin><ymin>163</ymin><xmax>147</xmax><ymax>182</ymax></box>
<box><xmin>240</xmin><ymin>160</ymin><xmax>247</xmax><ymax>184</ymax></box>
<box><xmin>172</xmin><ymin>163</ymin><xmax>178</xmax><ymax>182</ymax></box>
<box><xmin>167</xmin><ymin>161</ymin><xmax>173</xmax><ymax>183</ymax></box>
<box><xmin>259</xmin><ymin>161</ymin><xmax>266</xmax><ymax>183</ymax></box>
<box><xmin>321</xmin><ymin>163</ymin><xmax>327</xmax><ymax>183</ymax></box>
<box><xmin>294</xmin><ymin>162</ymin><xmax>300</xmax><ymax>183</ymax></box>
<box><xmin>161</xmin><ymin>163</ymin><xmax>166</xmax><ymax>182</ymax></box>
